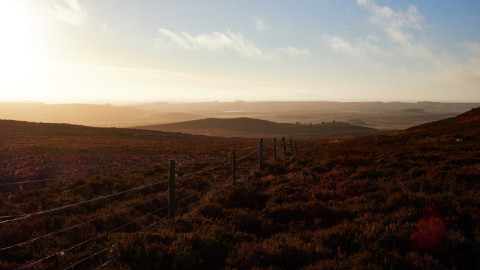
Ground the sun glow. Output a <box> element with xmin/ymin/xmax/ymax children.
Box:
<box><xmin>0</xmin><ymin>0</ymin><xmax>44</xmax><ymax>100</ymax></box>
<box><xmin>0</xmin><ymin>1</ymin><xmax>478</xmax><ymax>104</ymax></box>
<box><xmin>0</xmin><ymin>0</ymin><xmax>32</xmax><ymax>72</ymax></box>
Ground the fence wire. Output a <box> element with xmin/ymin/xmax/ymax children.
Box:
<box><xmin>18</xmin><ymin>204</ymin><xmax>169</xmax><ymax>269</ymax></box>
<box><xmin>0</xmin><ymin>191</ymin><xmax>168</xmax><ymax>252</ymax></box>
<box><xmin>59</xmin><ymin>147</ymin><xmax>263</xmax><ymax>269</ymax></box>
<box><xmin>2</xmin><ymin>140</ymin><xmax>295</xmax><ymax>268</ymax></box>
<box><xmin>0</xmin><ymin>179</ymin><xmax>169</xmax><ymax>224</ymax></box>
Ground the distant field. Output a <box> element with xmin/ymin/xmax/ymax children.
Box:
<box><xmin>1</xmin><ymin>101</ymin><xmax>476</xmax><ymax>129</ymax></box>
<box><xmin>0</xmin><ymin>108</ymin><xmax>479</xmax><ymax>268</ymax></box>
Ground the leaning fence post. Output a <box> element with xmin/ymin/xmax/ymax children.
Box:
<box><xmin>258</xmin><ymin>138</ymin><xmax>264</xmax><ymax>170</ymax></box>
<box><xmin>232</xmin><ymin>149</ymin><xmax>236</xmax><ymax>185</ymax></box>
<box><xmin>168</xmin><ymin>160</ymin><xmax>175</xmax><ymax>219</ymax></box>
<box><xmin>273</xmin><ymin>137</ymin><xmax>277</xmax><ymax>160</ymax></box>
<box><xmin>289</xmin><ymin>138</ymin><xmax>293</xmax><ymax>152</ymax></box>
<box><xmin>282</xmin><ymin>137</ymin><xmax>287</xmax><ymax>156</ymax></box>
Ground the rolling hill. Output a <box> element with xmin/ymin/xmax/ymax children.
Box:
<box><xmin>0</xmin><ymin>119</ymin><xmax>250</xmax><ymax>184</ymax></box>
<box><xmin>134</xmin><ymin>117</ymin><xmax>376</xmax><ymax>137</ymax></box>
<box><xmin>0</xmin><ymin>108</ymin><xmax>479</xmax><ymax>269</ymax></box>
<box><xmin>2</xmin><ymin>101</ymin><xmax>475</xmax><ymax>130</ymax></box>
<box><xmin>120</xmin><ymin>107</ymin><xmax>480</xmax><ymax>269</ymax></box>
<box><xmin>406</xmin><ymin>105</ymin><xmax>480</xmax><ymax>135</ymax></box>
<box><xmin>0</xmin><ymin>102</ymin><xmax>157</xmax><ymax>127</ymax></box>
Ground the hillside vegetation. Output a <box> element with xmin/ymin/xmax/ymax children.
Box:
<box><xmin>0</xmin><ymin>120</ymin><xmax>253</xmax><ymax>183</ymax></box>
<box><xmin>0</xmin><ymin>108</ymin><xmax>479</xmax><ymax>269</ymax></box>
<box><xmin>119</xmin><ymin>108</ymin><xmax>480</xmax><ymax>269</ymax></box>
<box><xmin>134</xmin><ymin>117</ymin><xmax>376</xmax><ymax>138</ymax></box>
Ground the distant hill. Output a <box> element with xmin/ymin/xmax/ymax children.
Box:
<box><xmin>2</xmin><ymin>101</ymin><xmax>476</xmax><ymax>130</ymax></box>
<box><xmin>0</xmin><ymin>102</ymin><xmax>158</xmax><ymax>127</ymax></box>
<box><xmin>0</xmin><ymin>119</ymin><xmax>237</xmax><ymax>182</ymax></box>
<box><xmin>0</xmin><ymin>119</ymin><xmax>223</xmax><ymax>142</ymax></box>
<box><xmin>134</xmin><ymin>117</ymin><xmax>376</xmax><ymax>137</ymax></box>
<box><xmin>401</xmin><ymin>108</ymin><xmax>426</xmax><ymax>113</ymax></box>
<box><xmin>136</xmin><ymin>101</ymin><xmax>480</xmax><ymax>113</ymax></box>
<box><xmin>405</xmin><ymin>106</ymin><xmax>480</xmax><ymax>137</ymax></box>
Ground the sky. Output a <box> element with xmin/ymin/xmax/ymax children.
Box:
<box><xmin>0</xmin><ymin>0</ymin><xmax>479</xmax><ymax>104</ymax></box>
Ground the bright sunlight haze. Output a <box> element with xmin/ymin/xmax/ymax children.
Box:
<box><xmin>1</xmin><ymin>0</ymin><xmax>479</xmax><ymax>104</ymax></box>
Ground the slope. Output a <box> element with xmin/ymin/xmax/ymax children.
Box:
<box><xmin>135</xmin><ymin>117</ymin><xmax>376</xmax><ymax>138</ymax></box>
<box><xmin>115</xmin><ymin>107</ymin><xmax>480</xmax><ymax>269</ymax></box>
<box><xmin>1</xmin><ymin>109</ymin><xmax>479</xmax><ymax>269</ymax></box>
<box><xmin>0</xmin><ymin>119</ymin><xmax>248</xmax><ymax>183</ymax></box>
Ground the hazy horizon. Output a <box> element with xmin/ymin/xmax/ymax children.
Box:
<box><xmin>1</xmin><ymin>0</ymin><xmax>479</xmax><ymax>104</ymax></box>
<box><xmin>3</xmin><ymin>99</ymin><xmax>480</xmax><ymax>106</ymax></box>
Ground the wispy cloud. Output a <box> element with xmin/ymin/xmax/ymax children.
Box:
<box><xmin>253</xmin><ymin>18</ymin><xmax>268</xmax><ymax>32</ymax></box>
<box><xmin>29</xmin><ymin>0</ymin><xmax>89</xmax><ymax>25</ymax></box>
<box><xmin>356</xmin><ymin>0</ymin><xmax>423</xmax><ymax>46</ymax></box>
<box><xmin>157</xmin><ymin>28</ymin><xmax>263</xmax><ymax>59</ymax></box>
<box><xmin>328</xmin><ymin>0</ymin><xmax>434</xmax><ymax>62</ymax></box>
<box><xmin>355</xmin><ymin>0</ymin><xmax>434</xmax><ymax>61</ymax></box>
<box><xmin>327</xmin><ymin>35</ymin><xmax>381</xmax><ymax>58</ymax></box>
<box><xmin>276</xmin><ymin>46</ymin><xmax>310</xmax><ymax>57</ymax></box>
<box><xmin>326</xmin><ymin>0</ymin><xmax>480</xmax><ymax>91</ymax></box>
<box><xmin>49</xmin><ymin>0</ymin><xmax>89</xmax><ymax>25</ymax></box>
<box><xmin>156</xmin><ymin>28</ymin><xmax>309</xmax><ymax>60</ymax></box>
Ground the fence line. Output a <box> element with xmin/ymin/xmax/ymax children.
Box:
<box><xmin>65</xmin><ymin>244</ymin><xmax>114</xmax><ymax>270</ymax></box>
<box><xmin>0</xmin><ymin>179</ymin><xmax>170</xmax><ymax>224</ymax></box>
<box><xmin>237</xmin><ymin>149</ymin><xmax>259</xmax><ymax>161</ymax></box>
<box><xmin>1</xmin><ymin>157</ymin><xmax>243</xmax><ymax>224</ymax></box>
<box><xmin>76</xmin><ymin>139</ymin><xmax>293</xmax><ymax>268</ymax></box>
<box><xmin>3</xmin><ymin>138</ymin><xmax>299</xmax><ymax>269</ymax></box>
<box><xmin>65</xmin><ymin>174</ymin><xmax>244</xmax><ymax>269</ymax></box>
<box><xmin>0</xmin><ymin>154</ymin><xmax>241</xmax><ymax>188</ymax></box>
<box><xmin>176</xmin><ymin>180</ymin><xmax>232</xmax><ymax>218</ymax></box>
<box><xmin>19</xmin><ymin>204</ymin><xmax>170</xmax><ymax>269</ymax></box>
<box><xmin>0</xmin><ymin>164</ymin><xmax>147</xmax><ymax>187</ymax></box>
<box><xmin>66</xmin><ymin>207</ymin><xmax>168</xmax><ymax>270</ymax></box>
<box><xmin>175</xmin><ymin>183</ymin><xmax>227</xmax><ymax>216</ymax></box>
<box><xmin>177</xmin><ymin>161</ymin><xmax>231</xmax><ymax>179</ymax></box>
<box><xmin>94</xmin><ymin>260</ymin><xmax>111</xmax><ymax>270</ymax></box>
<box><xmin>1</xmin><ymin>149</ymin><xmax>255</xmax><ymax>251</ymax></box>
<box><xmin>0</xmin><ymin>176</ymin><xmax>78</xmax><ymax>187</ymax></box>
<box><xmin>0</xmin><ymin>191</ymin><xmax>168</xmax><ymax>252</ymax></box>
<box><xmin>0</xmin><ymin>214</ymin><xmax>28</xmax><ymax>220</ymax></box>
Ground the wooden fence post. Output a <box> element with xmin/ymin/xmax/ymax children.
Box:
<box><xmin>282</xmin><ymin>137</ymin><xmax>287</xmax><ymax>156</ymax></box>
<box><xmin>258</xmin><ymin>138</ymin><xmax>264</xmax><ymax>170</ymax></box>
<box><xmin>273</xmin><ymin>137</ymin><xmax>277</xmax><ymax>160</ymax></box>
<box><xmin>168</xmin><ymin>160</ymin><xmax>175</xmax><ymax>219</ymax></box>
<box><xmin>232</xmin><ymin>149</ymin><xmax>236</xmax><ymax>185</ymax></box>
<box><xmin>289</xmin><ymin>138</ymin><xmax>293</xmax><ymax>152</ymax></box>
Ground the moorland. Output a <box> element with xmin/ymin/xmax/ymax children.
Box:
<box><xmin>0</xmin><ymin>107</ymin><xmax>479</xmax><ymax>269</ymax></box>
<box><xmin>2</xmin><ymin>101</ymin><xmax>478</xmax><ymax>129</ymax></box>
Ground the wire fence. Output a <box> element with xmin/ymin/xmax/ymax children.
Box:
<box><xmin>18</xmin><ymin>204</ymin><xmax>171</xmax><ymax>269</ymax></box>
<box><xmin>63</xmin><ymin>150</ymin><xmax>261</xmax><ymax>269</ymax></box>
<box><xmin>0</xmin><ymin>179</ymin><xmax>170</xmax><ymax>224</ymax></box>
<box><xmin>0</xmin><ymin>163</ymin><xmax>154</xmax><ymax>188</ymax></box>
<box><xmin>0</xmin><ymin>137</ymin><xmax>300</xmax><ymax>269</ymax></box>
<box><xmin>0</xmin><ymin>191</ymin><xmax>169</xmax><ymax>252</ymax></box>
